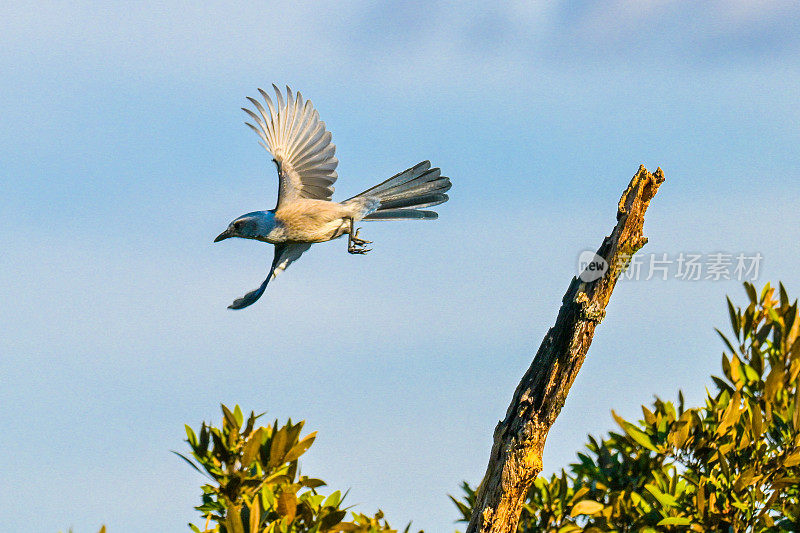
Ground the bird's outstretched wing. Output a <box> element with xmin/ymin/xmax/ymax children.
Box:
<box><xmin>242</xmin><ymin>85</ymin><xmax>338</xmax><ymax>208</ymax></box>
<box><xmin>228</xmin><ymin>243</ymin><xmax>311</xmax><ymax>310</ymax></box>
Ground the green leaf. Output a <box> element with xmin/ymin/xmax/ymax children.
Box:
<box><xmin>717</xmin><ymin>450</ymin><xmax>731</xmax><ymax>479</ymax></box>
<box><xmin>569</xmin><ymin>486</ymin><xmax>590</xmax><ymax>505</ymax></box>
<box><xmin>756</xmin><ymin>322</ymin><xmax>773</xmax><ymax>345</ymax></box>
<box><xmin>225</xmin><ymin>504</ymin><xmax>245</xmax><ymax>533</ymax></box>
<box><xmin>729</xmin><ymin>355</ymin><xmax>743</xmax><ymax>387</ymax></box>
<box><xmin>742</xmin><ymin>363</ymin><xmax>759</xmax><ymax>383</ymax></box>
<box><xmin>300</xmin><ymin>477</ymin><xmax>327</xmax><ymax>489</ymax></box>
<box><xmin>276</xmin><ymin>491</ymin><xmax>298</xmax><ymax>522</ymax></box>
<box><xmin>210</xmin><ymin>429</ymin><xmax>228</xmax><ymax>461</ymax></box>
<box><xmin>558</xmin><ymin>469</ymin><xmax>568</xmax><ymax>504</ymax></box>
<box><xmin>779</xmin><ymin>283</ymin><xmax>790</xmax><ymax>308</ymax></box>
<box><xmin>751</xmin><ymin>401</ymin><xmax>764</xmax><ymax>437</ymax></box>
<box><xmin>717</xmin><ymin>392</ymin><xmax>741</xmax><ymax>435</ymax></box>
<box><xmin>794</xmin><ymin>392</ymin><xmax>800</xmax><ymax>431</ymax></box>
<box><xmin>319</xmin><ymin>509</ymin><xmax>347</xmax><ymax>530</ymax></box>
<box><xmin>733</xmin><ymin>467</ymin><xmax>755</xmax><ymax>492</ymax></box>
<box><xmin>727</xmin><ymin>297</ymin><xmax>740</xmax><ymax>338</ymax></box>
<box><xmin>744</xmin><ymin>304</ymin><xmax>756</xmax><ymax>338</ymax></box>
<box><xmin>760</xmin><ymin>282</ymin><xmax>772</xmax><ymax>304</ymax></box>
<box><xmin>744</xmin><ymin>282</ymin><xmax>758</xmax><ymax>304</ymax></box>
<box><xmin>263</xmin><ymin>473</ymin><xmax>292</xmax><ymax>486</ymax></box>
<box><xmin>287</xmin><ymin>420</ymin><xmax>305</xmax><ymax>446</ymax></box>
<box><xmin>284</xmin><ymin>432</ymin><xmax>317</xmax><ymax>463</ymax></box>
<box><xmin>199</xmin><ymin>423</ymin><xmax>209</xmax><ymax>453</ymax></box>
<box><xmin>185</xmin><ymin>425</ymin><xmax>198</xmax><ymax>448</ymax></box>
<box><xmin>172</xmin><ymin>451</ymin><xmax>212</xmax><ymax>480</ymax></box>
<box><xmin>221</xmin><ymin>404</ymin><xmax>240</xmax><ymax>433</ymax></box>
<box><xmin>323</xmin><ymin>490</ymin><xmax>342</xmax><ymax>508</ymax></box>
<box><xmin>696</xmin><ymin>481</ymin><xmax>706</xmax><ymax>517</ymax></box>
<box><xmin>569</xmin><ymin>499</ymin><xmax>604</xmax><ymax>517</ymax></box>
<box><xmin>241</xmin><ymin>427</ymin><xmax>264</xmax><ymax>467</ymax></box>
<box><xmin>657</xmin><ymin>517</ymin><xmax>693</xmax><ymax>526</ymax></box>
<box><xmin>612</xmin><ymin>410</ymin><xmax>658</xmax><ymax>452</ymax></box>
<box><xmin>269</xmin><ymin>425</ymin><xmax>288</xmax><ymax>468</ymax></box>
<box><xmin>242</xmin><ymin>411</ymin><xmax>257</xmax><ymax>438</ymax></box>
<box><xmin>642</xmin><ymin>406</ymin><xmax>657</xmax><ymax>426</ymax></box>
<box><xmin>645</xmin><ymin>484</ymin><xmax>677</xmax><ymax>508</ymax></box>
<box><xmin>764</xmin><ymin>364</ymin><xmax>785</xmax><ymax>398</ymax></box>
<box><xmin>248</xmin><ymin>499</ymin><xmax>261</xmax><ymax>533</ymax></box>
<box><xmin>669</xmin><ymin>412</ymin><xmax>693</xmax><ymax>449</ymax></box>
<box><xmin>711</xmin><ymin>376</ymin><xmax>734</xmax><ymax>395</ymax></box>
<box><xmin>448</xmin><ymin>494</ymin><xmax>470</xmax><ymax>519</ymax></box>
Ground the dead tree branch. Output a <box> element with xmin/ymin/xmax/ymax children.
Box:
<box><xmin>466</xmin><ymin>165</ymin><xmax>666</xmax><ymax>533</ymax></box>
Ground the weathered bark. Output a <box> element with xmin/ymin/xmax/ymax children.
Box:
<box><xmin>466</xmin><ymin>165</ymin><xmax>665</xmax><ymax>533</ymax></box>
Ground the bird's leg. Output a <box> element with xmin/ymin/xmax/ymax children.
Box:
<box><xmin>351</xmin><ymin>227</ymin><xmax>371</xmax><ymax>246</ymax></box>
<box><xmin>347</xmin><ymin>218</ymin><xmax>372</xmax><ymax>254</ymax></box>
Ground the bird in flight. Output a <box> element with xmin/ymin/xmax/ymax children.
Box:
<box><xmin>214</xmin><ymin>85</ymin><xmax>451</xmax><ymax>309</ymax></box>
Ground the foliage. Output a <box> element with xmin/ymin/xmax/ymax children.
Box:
<box><xmin>177</xmin><ymin>404</ymin><xmax>414</xmax><ymax>533</ymax></box>
<box><xmin>452</xmin><ymin>282</ymin><xmax>800</xmax><ymax>532</ymax></box>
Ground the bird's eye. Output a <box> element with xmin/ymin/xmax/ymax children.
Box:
<box><xmin>233</xmin><ymin>221</ymin><xmax>242</xmax><ymax>229</ymax></box>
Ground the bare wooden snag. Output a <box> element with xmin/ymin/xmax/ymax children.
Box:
<box><xmin>466</xmin><ymin>165</ymin><xmax>665</xmax><ymax>533</ymax></box>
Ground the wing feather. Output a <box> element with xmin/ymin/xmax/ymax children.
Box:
<box><xmin>270</xmin><ymin>242</ymin><xmax>310</xmax><ymax>281</ymax></box>
<box><xmin>227</xmin><ymin>243</ymin><xmax>311</xmax><ymax>310</ymax></box>
<box><xmin>244</xmin><ymin>86</ymin><xmax>338</xmax><ymax>207</ymax></box>
<box><xmin>257</xmin><ymin>89</ymin><xmax>277</xmax><ymax>131</ymax></box>
<box><xmin>286</xmin><ymin>97</ymin><xmax>312</xmax><ymax>159</ymax></box>
<box><xmin>244</xmin><ymin>120</ymin><xmax>265</xmax><ymax>143</ymax></box>
<box><xmin>295</xmin><ymin>143</ymin><xmax>336</xmax><ymax>167</ymax></box>
<box><xmin>293</xmin><ymin>128</ymin><xmax>331</xmax><ymax>163</ymax></box>
<box><xmin>301</xmin><ymin>185</ymin><xmax>334</xmax><ymax>198</ymax></box>
<box><xmin>246</xmin><ymin>97</ymin><xmax>275</xmax><ymax>146</ymax></box>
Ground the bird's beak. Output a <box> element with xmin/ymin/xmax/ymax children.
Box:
<box><xmin>214</xmin><ymin>229</ymin><xmax>232</xmax><ymax>243</ymax></box>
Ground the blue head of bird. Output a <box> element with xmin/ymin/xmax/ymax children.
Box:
<box><xmin>214</xmin><ymin>211</ymin><xmax>276</xmax><ymax>243</ymax></box>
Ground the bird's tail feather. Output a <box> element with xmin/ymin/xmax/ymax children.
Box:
<box><xmin>345</xmin><ymin>161</ymin><xmax>451</xmax><ymax>221</ymax></box>
<box><xmin>361</xmin><ymin>209</ymin><xmax>439</xmax><ymax>220</ymax></box>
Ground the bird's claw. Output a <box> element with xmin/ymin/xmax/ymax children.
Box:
<box><xmin>348</xmin><ymin>227</ymin><xmax>372</xmax><ymax>254</ymax></box>
<box><xmin>351</xmin><ymin>227</ymin><xmax>372</xmax><ymax>246</ymax></box>
<box><xmin>348</xmin><ymin>242</ymin><xmax>372</xmax><ymax>254</ymax></box>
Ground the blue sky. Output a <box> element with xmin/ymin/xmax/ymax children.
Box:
<box><xmin>2</xmin><ymin>1</ymin><xmax>800</xmax><ymax>531</ymax></box>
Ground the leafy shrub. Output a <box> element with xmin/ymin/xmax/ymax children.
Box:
<box><xmin>452</xmin><ymin>283</ymin><xmax>800</xmax><ymax>532</ymax></box>
<box><xmin>178</xmin><ymin>405</ymin><xmax>412</xmax><ymax>533</ymax></box>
